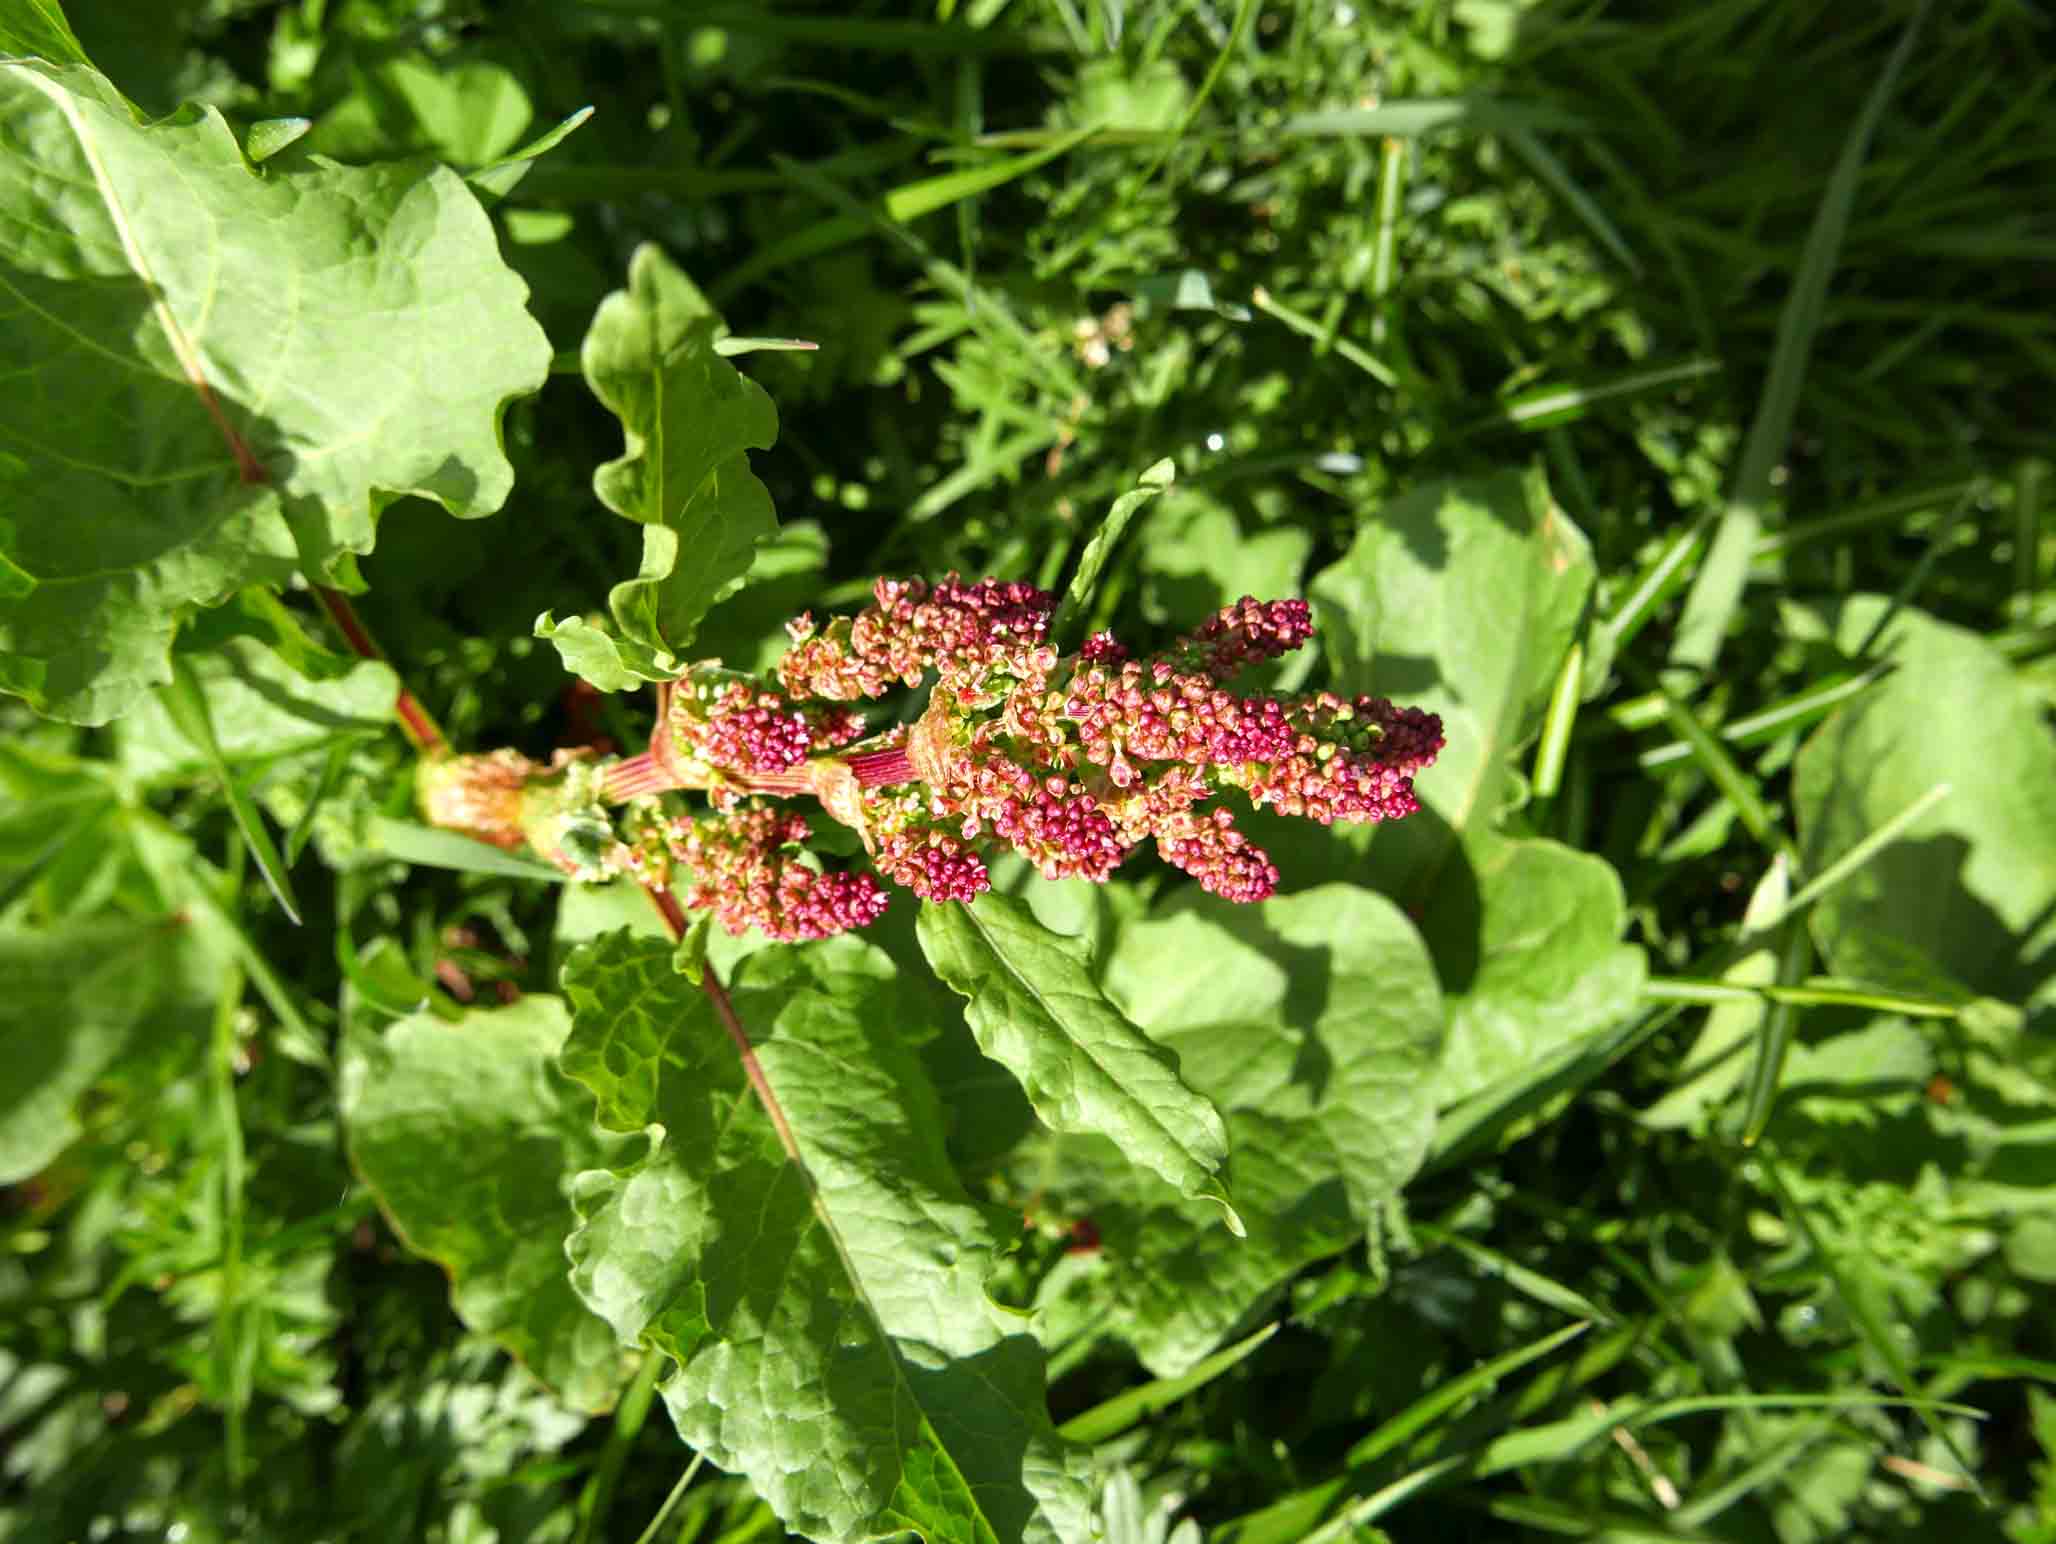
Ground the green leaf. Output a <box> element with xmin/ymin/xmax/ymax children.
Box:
<box><xmin>559</xmin><ymin>932</ymin><xmax>1093</xmax><ymax>1544</ymax></box>
<box><xmin>116</xmin><ymin>631</ymin><xmax>397</xmax><ymax>781</ymax></box>
<box><xmin>342</xmin><ymin>995</ymin><xmax>631</xmax><ymax>1412</ymax></box>
<box><xmin>918</xmin><ymin>891</ymin><xmax>1242</xmax><ymax>1236</ymax></box>
<box><xmin>468</xmin><ymin>104</ymin><xmax>594</xmax><ymax>204</ymax></box>
<box><xmin>1310</xmin><ymin>469</ymin><xmax>1592</xmax><ymax>858</ymax></box>
<box><xmin>1794</xmin><ymin>598</ymin><xmax>2056</xmax><ymax>1002</ymax></box>
<box><xmin>582</xmin><ymin>244</ymin><xmax>780</xmax><ymax>657</ymax></box>
<box><xmin>1138</xmin><ymin>490</ymin><xmax>1311</xmax><ymax>631</ymax></box>
<box><xmin>0</xmin><ymin>61</ymin><xmax>550</xmax><ymax>723</ymax></box>
<box><xmin>1423</xmin><ymin>836</ymin><xmax>1647</xmax><ymax>1108</ymax></box>
<box><xmin>1307</xmin><ymin>470</ymin><xmax>1644</xmax><ymax>1107</ymax></box>
<box><xmin>359</xmin><ymin>815</ymin><xmax>569</xmax><ymax>883</ymax></box>
<box><xmin>242</xmin><ymin>116</ymin><xmax>309</xmax><ymax>163</ymax></box>
<box><xmin>1041</xmin><ymin>886</ymin><xmax>1442</xmax><ymax>1374</ymax></box>
<box><xmin>1050</xmin><ymin>457</ymin><xmax>1174</xmax><ymax>646</ymax></box>
<box><xmin>0</xmin><ymin>0</ymin><xmax>89</xmax><ymax>67</ymax></box>
<box><xmin>0</xmin><ymin>915</ymin><xmax>188</xmax><ymax>1183</ymax></box>
<box><xmin>533</xmin><ymin>612</ymin><xmax>680</xmax><ymax>693</ymax></box>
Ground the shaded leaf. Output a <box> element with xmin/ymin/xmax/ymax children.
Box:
<box><xmin>0</xmin><ymin>916</ymin><xmax>190</xmax><ymax>1182</ymax></box>
<box><xmin>559</xmin><ymin>932</ymin><xmax>1093</xmax><ymax>1544</ymax></box>
<box><xmin>1307</xmin><ymin>470</ymin><xmax>1643</xmax><ymax>1105</ymax></box>
<box><xmin>1039</xmin><ymin>886</ymin><xmax>1441</xmax><ymax>1374</ymax></box>
<box><xmin>1794</xmin><ymin>597</ymin><xmax>2056</xmax><ymax>1003</ymax></box>
<box><xmin>116</xmin><ymin>631</ymin><xmax>397</xmax><ymax>781</ymax></box>
<box><xmin>342</xmin><ymin>995</ymin><xmax>631</xmax><ymax>1412</ymax></box>
<box><xmin>919</xmin><ymin>890</ymin><xmax>1240</xmax><ymax>1235</ymax></box>
<box><xmin>0</xmin><ymin>60</ymin><xmax>550</xmax><ymax>722</ymax></box>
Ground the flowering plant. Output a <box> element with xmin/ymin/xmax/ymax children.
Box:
<box><xmin>421</xmin><ymin>576</ymin><xmax>1443</xmax><ymax>940</ymax></box>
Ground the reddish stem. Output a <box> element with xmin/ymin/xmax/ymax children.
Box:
<box><xmin>601</xmin><ymin>741</ymin><xmax>915</xmax><ymax>804</ymax></box>
<box><xmin>312</xmin><ymin>587</ymin><xmax>448</xmax><ymax>759</ymax></box>
<box><xmin>637</xmin><ymin>881</ymin><xmax>806</xmax><ymax>1165</ymax></box>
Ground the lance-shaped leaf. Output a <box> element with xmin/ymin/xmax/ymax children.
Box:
<box><xmin>1308</xmin><ymin>471</ymin><xmax>1644</xmax><ymax>1105</ymax></box>
<box><xmin>341</xmin><ymin>995</ymin><xmax>630</xmax><ymax>1413</ymax></box>
<box><xmin>919</xmin><ymin>891</ymin><xmax>1241</xmax><ymax>1235</ymax></box>
<box><xmin>0</xmin><ymin>61</ymin><xmax>551</xmax><ymax>724</ymax></box>
<box><xmin>582</xmin><ymin>244</ymin><xmax>779</xmax><ymax>655</ymax></box>
<box><xmin>559</xmin><ymin>932</ymin><xmax>1093</xmax><ymax>1544</ymax></box>
<box><xmin>1038</xmin><ymin>885</ymin><xmax>1441</xmax><ymax>1374</ymax></box>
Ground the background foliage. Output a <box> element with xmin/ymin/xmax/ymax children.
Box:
<box><xmin>4</xmin><ymin>0</ymin><xmax>2054</xmax><ymax>1540</ymax></box>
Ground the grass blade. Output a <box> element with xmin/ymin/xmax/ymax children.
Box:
<box><xmin>884</xmin><ymin>120</ymin><xmax>1099</xmax><ymax>222</ymax></box>
<box><xmin>160</xmin><ymin>657</ymin><xmax>302</xmax><ymax>925</ymax></box>
<box><xmin>1670</xmin><ymin>1</ymin><xmax>1930</xmax><ymax>676</ymax></box>
<box><xmin>1057</xmin><ymin>1322</ymin><xmax>1278</xmax><ymax>1444</ymax></box>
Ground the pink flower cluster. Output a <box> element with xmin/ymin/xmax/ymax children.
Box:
<box><xmin>778</xmin><ymin>576</ymin><xmax>1443</xmax><ymax>915</ymax></box>
<box><xmin>780</xmin><ymin>574</ymin><xmax>1057</xmax><ymax>707</ymax></box>
<box><xmin>672</xmin><ymin>803</ymin><xmax>889</xmax><ymax>941</ymax></box>
<box><xmin>662</xmin><ymin>674</ymin><xmax>865</xmax><ymax>779</ymax></box>
<box><xmin>428</xmin><ymin>574</ymin><xmax>1442</xmax><ymax>943</ymax></box>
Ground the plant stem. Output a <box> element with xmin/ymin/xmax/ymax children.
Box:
<box><xmin>638</xmin><ymin>883</ymin><xmax>806</xmax><ymax>1167</ymax></box>
<box><xmin>311</xmin><ymin>586</ymin><xmax>448</xmax><ymax>758</ymax></box>
<box><xmin>602</xmin><ymin>740</ymin><xmax>915</xmax><ymax>804</ymax></box>
<box><xmin>630</xmin><ymin>1453</ymin><xmax>707</xmax><ymax>1544</ymax></box>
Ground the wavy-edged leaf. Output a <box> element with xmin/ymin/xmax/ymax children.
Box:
<box><xmin>0</xmin><ymin>60</ymin><xmax>550</xmax><ymax>723</ymax></box>
<box><xmin>341</xmin><ymin>995</ymin><xmax>631</xmax><ymax>1412</ymax></box>
<box><xmin>560</xmin><ymin>932</ymin><xmax>1093</xmax><ymax>1544</ymax></box>
<box><xmin>533</xmin><ymin>611</ymin><xmax>679</xmax><ymax>693</ymax></box>
<box><xmin>919</xmin><ymin>890</ymin><xmax>1240</xmax><ymax>1235</ymax></box>
<box><xmin>1033</xmin><ymin>885</ymin><xmax>1439</xmax><ymax>1374</ymax></box>
<box><xmin>582</xmin><ymin>244</ymin><xmax>779</xmax><ymax>655</ymax></box>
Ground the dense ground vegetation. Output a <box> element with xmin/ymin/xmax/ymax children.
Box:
<box><xmin>3</xmin><ymin>0</ymin><xmax>2054</xmax><ymax>1540</ymax></box>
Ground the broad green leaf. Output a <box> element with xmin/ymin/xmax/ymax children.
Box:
<box><xmin>1794</xmin><ymin>597</ymin><xmax>2056</xmax><ymax>1002</ymax></box>
<box><xmin>0</xmin><ymin>916</ymin><xmax>188</xmax><ymax>1182</ymax></box>
<box><xmin>559</xmin><ymin>933</ymin><xmax>1093</xmax><ymax>1544</ymax></box>
<box><xmin>0</xmin><ymin>61</ymin><xmax>550</xmax><ymax>723</ymax></box>
<box><xmin>304</xmin><ymin>50</ymin><xmax>533</xmax><ymax>168</ymax></box>
<box><xmin>115</xmin><ymin>632</ymin><xmax>397</xmax><ymax>781</ymax></box>
<box><xmin>582</xmin><ymin>244</ymin><xmax>780</xmax><ymax>656</ymax></box>
<box><xmin>919</xmin><ymin>891</ymin><xmax>1241</xmax><ymax>1235</ymax></box>
<box><xmin>1310</xmin><ymin>469</ymin><xmax>1592</xmax><ymax>862</ymax></box>
<box><xmin>1423</xmin><ymin>837</ymin><xmax>1646</xmax><ymax>1108</ymax></box>
<box><xmin>1307</xmin><ymin>470</ymin><xmax>1644</xmax><ymax>1106</ymax></box>
<box><xmin>342</xmin><ymin>995</ymin><xmax>631</xmax><ymax>1412</ymax></box>
<box><xmin>1040</xmin><ymin>886</ymin><xmax>1441</xmax><ymax>1375</ymax></box>
<box><xmin>533</xmin><ymin>611</ymin><xmax>679</xmax><ymax>693</ymax></box>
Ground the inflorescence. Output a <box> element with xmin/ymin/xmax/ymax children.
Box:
<box><xmin>422</xmin><ymin>576</ymin><xmax>1443</xmax><ymax>941</ymax></box>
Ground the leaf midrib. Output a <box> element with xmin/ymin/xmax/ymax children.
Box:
<box><xmin>963</xmin><ymin>900</ymin><xmax>1224</xmax><ymax>1192</ymax></box>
